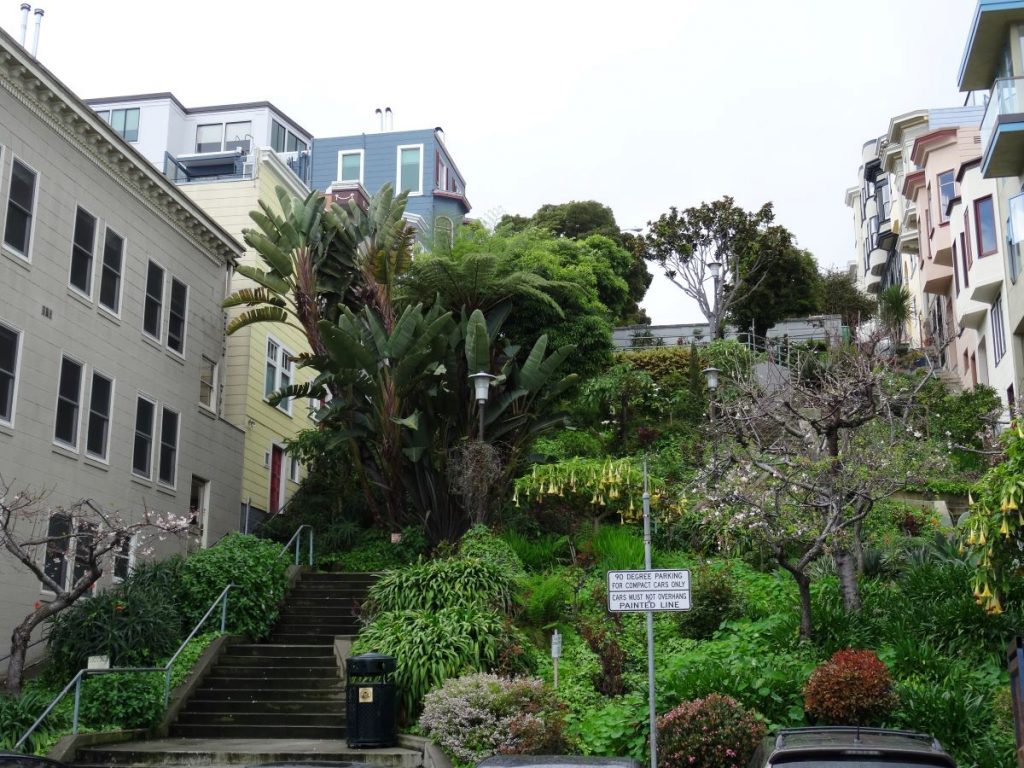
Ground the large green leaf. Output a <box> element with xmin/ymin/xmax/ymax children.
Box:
<box><xmin>319</xmin><ymin>321</ymin><xmax>377</xmax><ymax>371</ymax></box>
<box><xmin>465</xmin><ymin>309</ymin><xmax>491</xmax><ymax>375</ymax></box>
<box><xmin>226</xmin><ymin>307</ymin><xmax>292</xmax><ymax>335</ymax></box>
<box><xmin>242</xmin><ymin>230</ymin><xmax>294</xmax><ymax>278</ymax></box>
<box><xmin>235</xmin><ymin>264</ymin><xmax>290</xmax><ymax>295</ymax></box>
<box><xmin>519</xmin><ymin>334</ymin><xmax>550</xmax><ymax>391</ymax></box>
<box><xmin>223</xmin><ymin>287</ymin><xmax>287</xmax><ymax>309</ymax></box>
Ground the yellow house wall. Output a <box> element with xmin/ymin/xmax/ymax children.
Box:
<box><xmin>181</xmin><ymin>161</ymin><xmax>314</xmax><ymax>514</ymax></box>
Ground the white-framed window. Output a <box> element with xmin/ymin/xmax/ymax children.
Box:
<box><xmin>195</xmin><ymin>123</ymin><xmax>224</xmax><ymax>154</ymax></box>
<box><xmin>167</xmin><ymin>278</ymin><xmax>188</xmax><ymax>355</ymax></box>
<box><xmin>225</xmin><ymin>121</ymin><xmax>251</xmax><ymax>153</ymax></box>
<box><xmin>99</xmin><ymin>228</ymin><xmax>124</xmax><ymax>315</ymax></box>
<box><xmin>307</xmin><ymin>390</ymin><xmax>332</xmax><ymax>423</ymax></box>
<box><xmin>937</xmin><ymin>170</ymin><xmax>955</xmax><ymax>224</ymax></box>
<box><xmin>337</xmin><ymin>149</ymin><xmax>364</xmax><ymax>184</ymax></box>
<box><xmin>85</xmin><ymin>371</ymin><xmax>114</xmax><ymax>462</ymax></box>
<box><xmin>0</xmin><ymin>321</ymin><xmax>21</xmax><ymax>427</ymax></box>
<box><xmin>993</xmin><ymin>294</ymin><xmax>1008</xmax><ymax>366</ymax></box>
<box><xmin>69</xmin><ymin>206</ymin><xmax>97</xmax><ymax>297</ymax></box>
<box><xmin>54</xmin><ymin>356</ymin><xmax>84</xmax><ymax>449</ymax></box>
<box><xmin>132</xmin><ymin>394</ymin><xmax>157</xmax><ymax>478</ymax></box>
<box><xmin>289</xmin><ymin>455</ymin><xmax>301</xmax><ymax>483</ymax></box>
<box><xmin>396</xmin><ymin>144</ymin><xmax>423</xmax><ymax>195</ymax></box>
<box><xmin>264</xmin><ymin>336</ymin><xmax>293</xmax><ymax>414</ymax></box>
<box><xmin>158</xmin><ymin>406</ymin><xmax>180</xmax><ymax>487</ymax></box>
<box><xmin>435</xmin><ymin>216</ymin><xmax>454</xmax><ymax>249</ymax></box>
<box><xmin>435</xmin><ymin>152</ymin><xmax>449</xmax><ymax>191</ymax></box>
<box><xmin>107</xmin><ymin>108</ymin><xmax>140</xmax><ymax>142</ymax></box>
<box><xmin>41</xmin><ymin>513</ymin><xmax>98</xmax><ymax>594</ymax></box>
<box><xmin>143</xmin><ymin>260</ymin><xmax>164</xmax><ymax>339</ymax></box>
<box><xmin>112</xmin><ymin>533</ymin><xmax>134</xmax><ymax>583</ymax></box>
<box><xmin>4</xmin><ymin>156</ymin><xmax>38</xmax><ymax>260</ymax></box>
<box><xmin>199</xmin><ymin>356</ymin><xmax>217</xmax><ymax>411</ymax></box>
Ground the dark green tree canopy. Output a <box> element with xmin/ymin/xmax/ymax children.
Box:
<box><xmin>821</xmin><ymin>268</ymin><xmax>875</xmax><ymax>329</ymax></box>
<box><xmin>729</xmin><ymin>247</ymin><xmax>824</xmax><ymax>339</ymax></box>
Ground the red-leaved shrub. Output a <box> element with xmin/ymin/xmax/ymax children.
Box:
<box><xmin>657</xmin><ymin>694</ymin><xmax>765</xmax><ymax>768</ymax></box>
<box><xmin>803</xmin><ymin>649</ymin><xmax>897</xmax><ymax>725</ymax></box>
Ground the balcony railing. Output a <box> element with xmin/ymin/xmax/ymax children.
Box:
<box><xmin>981</xmin><ymin>77</ymin><xmax>1024</xmax><ymax>155</ymax></box>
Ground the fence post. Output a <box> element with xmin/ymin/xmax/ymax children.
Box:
<box><xmin>72</xmin><ymin>673</ymin><xmax>83</xmax><ymax>735</ymax></box>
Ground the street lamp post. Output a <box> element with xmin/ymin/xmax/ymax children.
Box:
<box><xmin>707</xmin><ymin>260</ymin><xmax>722</xmax><ymax>340</ymax></box>
<box><xmin>702</xmin><ymin>366</ymin><xmax>720</xmax><ymax>424</ymax></box>
<box><xmin>468</xmin><ymin>371</ymin><xmax>495</xmax><ymax>441</ymax></box>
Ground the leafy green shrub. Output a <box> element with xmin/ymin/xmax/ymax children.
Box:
<box><xmin>532</xmin><ymin>429</ymin><xmax>606</xmax><ymax>459</ymax></box>
<box><xmin>502</xmin><ymin>531</ymin><xmax>569</xmax><ymax>572</ymax></box>
<box><xmin>353</xmin><ymin>606</ymin><xmax>532</xmax><ymax>718</ymax></box>
<box><xmin>578</xmin><ymin>614</ymin><xmax>626</xmax><ymax>696</ymax></box>
<box><xmin>319</xmin><ymin>527</ymin><xmax>426</xmax><ymax>571</ymax></box>
<box><xmin>0</xmin><ymin>689</ymin><xmax>63</xmax><ymax>751</ymax></box>
<box><xmin>169</xmin><ymin>632</ymin><xmax>219</xmax><ymax>688</ymax></box>
<box><xmin>568</xmin><ymin>691</ymin><xmax>649</xmax><ymax>760</ymax></box>
<box><xmin>804</xmin><ymin>649</ymin><xmax>897</xmax><ymax>725</ymax></box>
<box><xmin>79</xmin><ymin>671</ymin><xmax>165</xmax><ymax>730</ymax></box>
<box><xmin>675</xmin><ymin>564</ymin><xmax>741</xmax><ymax>639</ymax></box>
<box><xmin>419</xmin><ymin>673</ymin><xmax>567</xmax><ymax>765</ymax></box>
<box><xmin>47</xmin><ymin>579</ymin><xmax>182</xmax><ymax>682</ymax></box>
<box><xmin>367</xmin><ymin>557</ymin><xmax>515</xmax><ymax>615</ymax></box>
<box><xmin>657</xmin><ymin>694</ymin><xmax>765</xmax><ymax>768</ymax></box>
<box><xmin>588</xmin><ymin>525</ymin><xmax>644</xmax><ymax>571</ymax></box>
<box><xmin>458</xmin><ymin>525</ymin><xmax>525</xmax><ymax>578</ymax></box>
<box><xmin>522</xmin><ymin>572</ymin><xmax>572</xmax><ymax>627</ymax></box>
<box><xmin>179</xmin><ymin>533</ymin><xmax>287</xmax><ymax>639</ymax></box>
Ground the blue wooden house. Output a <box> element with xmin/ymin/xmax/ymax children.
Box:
<box><xmin>311</xmin><ymin>128</ymin><xmax>470</xmax><ymax>246</ymax></box>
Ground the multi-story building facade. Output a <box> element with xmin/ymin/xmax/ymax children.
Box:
<box><xmin>847</xmin><ymin>103</ymin><xmax>1019</xmax><ymax>408</ymax></box>
<box><xmin>959</xmin><ymin>0</ymin><xmax>1024</xmax><ymax>408</ymax></box>
<box><xmin>83</xmin><ymin>93</ymin><xmax>314</xmax><ymax>187</ymax></box>
<box><xmin>311</xmin><ymin>128</ymin><xmax>471</xmax><ymax>245</ymax></box>
<box><xmin>84</xmin><ymin>93</ymin><xmax>320</xmax><ymax>527</ymax></box>
<box><xmin>0</xmin><ymin>29</ymin><xmax>244</xmax><ymax>656</ymax></box>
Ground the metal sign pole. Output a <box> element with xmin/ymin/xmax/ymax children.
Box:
<box><xmin>642</xmin><ymin>458</ymin><xmax>657</xmax><ymax>768</ymax></box>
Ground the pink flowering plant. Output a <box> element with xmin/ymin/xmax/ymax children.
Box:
<box><xmin>656</xmin><ymin>694</ymin><xmax>765</xmax><ymax>768</ymax></box>
<box><xmin>418</xmin><ymin>673</ymin><xmax>567</xmax><ymax>766</ymax></box>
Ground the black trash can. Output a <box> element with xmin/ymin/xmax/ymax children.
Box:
<box><xmin>345</xmin><ymin>652</ymin><xmax>398</xmax><ymax>748</ymax></box>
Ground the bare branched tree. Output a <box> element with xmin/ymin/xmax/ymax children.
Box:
<box><xmin>700</xmin><ymin>338</ymin><xmax>946</xmax><ymax>639</ymax></box>
<box><xmin>0</xmin><ymin>478</ymin><xmax>191</xmax><ymax>695</ymax></box>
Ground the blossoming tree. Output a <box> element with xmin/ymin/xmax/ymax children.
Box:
<box><xmin>1</xmin><ymin>477</ymin><xmax>190</xmax><ymax>695</ymax></box>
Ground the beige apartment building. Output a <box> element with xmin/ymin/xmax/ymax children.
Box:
<box><xmin>0</xmin><ymin>29</ymin><xmax>244</xmax><ymax>662</ymax></box>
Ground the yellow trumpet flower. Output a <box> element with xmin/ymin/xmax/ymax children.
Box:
<box><xmin>1001</xmin><ymin>518</ymin><xmax>1011</xmax><ymax>537</ymax></box>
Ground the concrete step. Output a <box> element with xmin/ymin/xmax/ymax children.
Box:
<box><xmin>170</xmin><ymin>723</ymin><xmax>346</xmax><ymax>739</ymax></box>
<box><xmin>184</xmin><ymin>699</ymin><xmax>341</xmax><ymax>714</ymax></box>
<box><xmin>198</xmin><ymin>676</ymin><xmax>342</xmax><ymax>690</ymax></box>
<box><xmin>71</xmin><ymin>738</ymin><xmax>419</xmax><ymax>768</ymax></box>
<box><xmin>226</xmin><ymin>644</ymin><xmax>334</xmax><ymax>658</ymax></box>
<box><xmin>278</xmin><ymin>607</ymin><xmax>363</xmax><ymax>618</ymax></box>
<box><xmin>209</xmin><ymin>666</ymin><xmax>340</xmax><ymax>679</ymax></box>
<box><xmin>215</xmin><ymin>655</ymin><xmax>337</xmax><ymax>668</ymax></box>
<box><xmin>188</xmin><ymin>688</ymin><xmax>344</xmax><ymax>702</ymax></box>
<box><xmin>176</xmin><ymin>711</ymin><xmax>345</xmax><ymax>727</ymax></box>
<box><xmin>270</xmin><ymin>623</ymin><xmax>361</xmax><ymax>634</ymax></box>
<box><xmin>285</xmin><ymin>596</ymin><xmax>370</xmax><ymax>606</ymax></box>
<box><xmin>268</xmin><ymin>633</ymin><xmax>347</xmax><ymax>644</ymax></box>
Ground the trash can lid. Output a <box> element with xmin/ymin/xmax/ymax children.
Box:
<box><xmin>349</xmin><ymin>652</ymin><xmax>396</xmax><ymax>661</ymax></box>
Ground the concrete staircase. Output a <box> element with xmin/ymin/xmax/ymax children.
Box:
<box><xmin>70</xmin><ymin>572</ymin><xmax>395</xmax><ymax>767</ymax></box>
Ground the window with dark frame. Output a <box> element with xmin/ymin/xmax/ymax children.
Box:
<box><xmin>0</xmin><ymin>323</ymin><xmax>19</xmax><ymax>424</ymax></box>
<box><xmin>113</xmin><ymin>534</ymin><xmax>132</xmax><ymax>582</ymax></box>
<box><xmin>43</xmin><ymin>513</ymin><xmax>70</xmax><ymax>590</ymax></box>
<box><xmin>71</xmin><ymin>521</ymin><xmax>97</xmax><ymax>587</ymax></box>
<box><xmin>110</xmin><ymin>108</ymin><xmax>140</xmax><ymax>142</ymax></box>
<box><xmin>964</xmin><ymin>212</ymin><xmax>974</xmax><ymax>272</ymax></box>
<box><xmin>86</xmin><ymin>372</ymin><xmax>113</xmax><ymax>460</ymax></box>
<box><xmin>132</xmin><ymin>396</ymin><xmax>155</xmax><ymax>477</ymax></box>
<box><xmin>143</xmin><ymin>261</ymin><xmax>164</xmax><ymax>338</ymax></box>
<box><xmin>976</xmin><ymin>196</ymin><xmax>998</xmax><ymax>256</ymax></box>
<box><xmin>271</xmin><ymin>120</ymin><xmax>287</xmax><ymax>153</ymax></box>
<box><xmin>224</xmin><ymin>121</ymin><xmax>251</xmax><ymax>153</ymax></box>
<box><xmin>158</xmin><ymin>407</ymin><xmax>179</xmax><ymax>486</ymax></box>
<box><xmin>69</xmin><ymin>207</ymin><xmax>97</xmax><ymax>295</ymax></box>
<box><xmin>54</xmin><ymin>357</ymin><xmax>83</xmax><ymax>447</ymax></box>
<box><xmin>4</xmin><ymin>159</ymin><xmax>37</xmax><ymax>257</ymax></box>
<box><xmin>167</xmin><ymin>279</ymin><xmax>187</xmax><ymax>354</ymax></box>
<box><xmin>952</xmin><ymin>240</ymin><xmax>960</xmax><ymax>296</ymax></box>
<box><xmin>195</xmin><ymin>124</ymin><xmax>223</xmax><ymax>153</ymax></box>
<box><xmin>99</xmin><ymin>229</ymin><xmax>124</xmax><ymax>313</ymax></box>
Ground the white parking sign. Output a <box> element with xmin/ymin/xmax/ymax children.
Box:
<box><xmin>607</xmin><ymin>569</ymin><xmax>691</xmax><ymax>612</ymax></box>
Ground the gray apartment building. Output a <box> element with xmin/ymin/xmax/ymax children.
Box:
<box><xmin>0</xmin><ymin>28</ymin><xmax>245</xmax><ymax>662</ymax></box>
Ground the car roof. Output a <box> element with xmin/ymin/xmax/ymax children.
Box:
<box><xmin>757</xmin><ymin>728</ymin><xmax>956</xmax><ymax>767</ymax></box>
<box><xmin>477</xmin><ymin>757</ymin><xmax>642</xmax><ymax>768</ymax></box>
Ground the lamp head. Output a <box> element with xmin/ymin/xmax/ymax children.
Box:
<box><xmin>708</xmin><ymin>260</ymin><xmax>722</xmax><ymax>280</ymax></box>
<box><xmin>469</xmin><ymin>371</ymin><xmax>496</xmax><ymax>403</ymax></box>
<box><xmin>702</xmin><ymin>366</ymin><xmax>721</xmax><ymax>391</ymax></box>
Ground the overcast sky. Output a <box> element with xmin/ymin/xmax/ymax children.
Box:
<box><xmin>9</xmin><ymin>0</ymin><xmax>978</xmax><ymax>324</ymax></box>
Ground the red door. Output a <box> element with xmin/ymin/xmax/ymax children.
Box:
<box><xmin>269</xmin><ymin>446</ymin><xmax>284</xmax><ymax>514</ymax></box>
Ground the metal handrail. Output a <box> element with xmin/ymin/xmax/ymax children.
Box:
<box><xmin>277</xmin><ymin>524</ymin><xmax>314</xmax><ymax>566</ymax></box>
<box><xmin>14</xmin><ymin>584</ymin><xmax>235</xmax><ymax>752</ymax></box>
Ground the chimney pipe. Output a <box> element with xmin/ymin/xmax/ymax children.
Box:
<box><xmin>385</xmin><ymin>107</ymin><xmax>393</xmax><ymax>131</ymax></box>
<box><xmin>19</xmin><ymin>4</ymin><xmax>30</xmax><ymax>46</ymax></box>
<box><xmin>31</xmin><ymin>7</ymin><xmax>43</xmax><ymax>57</ymax></box>
<box><xmin>375</xmin><ymin>108</ymin><xmax>383</xmax><ymax>132</ymax></box>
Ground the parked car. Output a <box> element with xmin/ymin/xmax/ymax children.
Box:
<box><xmin>748</xmin><ymin>727</ymin><xmax>957</xmax><ymax>767</ymax></box>
<box><xmin>477</xmin><ymin>758</ymin><xmax>641</xmax><ymax>768</ymax></box>
<box><xmin>0</xmin><ymin>754</ymin><xmax>67</xmax><ymax>768</ymax></box>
